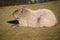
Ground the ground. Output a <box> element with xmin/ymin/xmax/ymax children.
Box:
<box><xmin>0</xmin><ymin>1</ymin><xmax>60</xmax><ymax>40</ymax></box>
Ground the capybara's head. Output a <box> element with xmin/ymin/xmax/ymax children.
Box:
<box><xmin>13</xmin><ymin>7</ymin><xmax>30</xmax><ymax>19</ymax></box>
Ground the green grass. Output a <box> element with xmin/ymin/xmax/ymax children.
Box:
<box><xmin>0</xmin><ymin>1</ymin><xmax>60</xmax><ymax>40</ymax></box>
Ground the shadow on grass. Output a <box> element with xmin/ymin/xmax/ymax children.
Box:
<box><xmin>8</xmin><ymin>20</ymin><xmax>19</xmax><ymax>25</ymax></box>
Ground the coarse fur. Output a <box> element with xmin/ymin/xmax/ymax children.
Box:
<box><xmin>13</xmin><ymin>7</ymin><xmax>58</xmax><ymax>27</ymax></box>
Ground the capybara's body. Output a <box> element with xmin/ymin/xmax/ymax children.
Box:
<box><xmin>13</xmin><ymin>7</ymin><xmax>58</xmax><ymax>27</ymax></box>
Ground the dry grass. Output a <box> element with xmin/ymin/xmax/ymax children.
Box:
<box><xmin>0</xmin><ymin>1</ymin><xmax>60</xmax><ymax>40</ymax></box>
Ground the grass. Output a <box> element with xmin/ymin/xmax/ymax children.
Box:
<box><xmin>0</xmin><ymin>1</ymin><xmax>60</xmax><ymax>40</ymax></box>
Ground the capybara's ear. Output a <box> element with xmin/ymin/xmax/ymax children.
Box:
<box><xmin>20</xmin><ymin>7</ymin><xmax>29</xmax><ymax>13</ymax></box>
